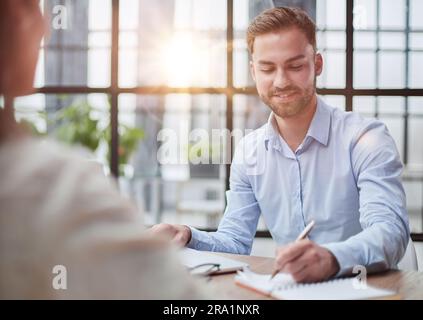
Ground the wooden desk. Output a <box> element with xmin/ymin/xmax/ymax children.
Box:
<box><xmin>206</xmin><ymin>252</ymin><xmax>423</xmax><ymax>300</ymax></box>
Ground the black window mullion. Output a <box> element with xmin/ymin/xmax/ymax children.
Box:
<box><xmin>375</xmin><ymin>0</ymin><xmax>380</xmax><ymax>118</ymax></box>
<box><xmin>225</xmin><ymin>0</ymin><xmax>234</xmax><ymax>193</ymax></box>
<box><xmin>404</xmin><ymin>0</ymin><xmax>411</xmax><ymax>166</ymax></box>
<box><xmin>110</xmin><ymin>0</ymin><xmax>120</xmax><ymax>177</ymax></box>
<box><xmin>346</xmin><ymin>0</ymin><xmax>354</xmax><ymax>112</ymax></box>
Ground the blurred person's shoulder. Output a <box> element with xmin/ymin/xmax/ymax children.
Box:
<box><xmin>0</xmin><ymin>136</ymin><xmax>111</xmax><ymax>188</ymax></box>
<box><xmin>0</xmin><ymin>136</ymin><xmax>125</xmax><ymax>221</ymax></box>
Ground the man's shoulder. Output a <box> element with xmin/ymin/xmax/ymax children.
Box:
<box><xmin>325</xmin><ymin>101</ymin><xmax>386</xmax><ymax>142</ymax></box>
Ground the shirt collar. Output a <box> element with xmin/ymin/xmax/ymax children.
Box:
<box><xmin>306</xmin><ymin>97</ymin><xmax>331</xmax><ymax>147</ymax></box>
<box><xmin>264</xmin><ymin>96</ymin><xmax>331</xmax><ymax>150</ymax></box>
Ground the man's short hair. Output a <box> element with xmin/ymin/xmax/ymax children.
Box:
<box><xmin>247</xmin><ymin>7</ymin><xmax>317</xmax><ymax>55</ymax></box>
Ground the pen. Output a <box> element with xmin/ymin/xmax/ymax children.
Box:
<box><xmin>270</xmin><ymin>220</ymin><xmax>315</xmax><ymax>279</ymax></box>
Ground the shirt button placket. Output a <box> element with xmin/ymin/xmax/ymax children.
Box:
<box><xmin>291</xmin><ymin>158</ymin><xmax>303</xmax><ymax>232</ymax></box>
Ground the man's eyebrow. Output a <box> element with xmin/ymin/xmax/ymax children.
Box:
<box><xmin>257</xmin><ymin>60</ymin><xmax>275</xmax><ymax>65</ymax></box>
<box><xmin>284</xmin><ymin>54</ymin><xmax>306</xmax><ymax>64</ymax></box>
<box><xmin>257</xmin><ymin>55</ymin><xmax>306</xmax><ymax>66</ymax></box>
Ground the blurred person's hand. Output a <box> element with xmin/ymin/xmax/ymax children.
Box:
<box><xmin>149</xmin><ymin>223</ymin><xmax>192</xmax><ymax>247</ymax></box>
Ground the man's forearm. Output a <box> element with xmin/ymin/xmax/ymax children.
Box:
<box><xmin>187</xmin><ymin>226</ymin><xmax>252</xmax><ymax>254</ymax></box>
<box><xmin>322</xmin><ymin>221</ymin><xmax>409</xmax><ymax>276</ymax></box>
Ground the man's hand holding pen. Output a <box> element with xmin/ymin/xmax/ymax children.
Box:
<box><xmin>272</xmin><ymin>221</ymin><xmax>340</xmax><ymax>283</ymax></box>
<box><xmin>274</xmin><ymin>239</ymin><xmax>340</xmax><ymax>283</ymax></box>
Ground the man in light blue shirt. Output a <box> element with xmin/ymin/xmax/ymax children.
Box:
<box><xmin>152</xmin><ymin>7</ymin><xmax>409</xmax><ymax>282</ymax></box>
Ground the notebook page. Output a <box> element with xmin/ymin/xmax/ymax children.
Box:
<box><xmin>272</xmin><ymin>278</ymin><xmax>397</xmax><ymax>300</ymax></box>
<box><xmin>234</xmin><ymin>269</ymin><xmax>296</xmax><ymax>294</ymax></box>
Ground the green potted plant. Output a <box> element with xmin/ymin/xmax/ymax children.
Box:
<box><xmin>103</xmin><ymin>122</ymin><xmax>145</xmax><ymax>177</ymax></box>
<box><xmin>53</xmin><ymin>99</ymin><xmax>103</xmax><ymax>153</ymax></box>
<box><xmin>46</xmin><ymin>98</ymin><xmax>144</xmax><ymax>177</ymax></box>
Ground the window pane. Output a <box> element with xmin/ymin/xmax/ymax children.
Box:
<box><xmin>233</xmin><ymin>43</ymin><xmax>251</xmax><ymax>87</ymax></box>
<box><xmin>379</xmin><ymin>0</ymin><xmax>406</xmax><ymax>30</ymax></box>
<box><xmin>353</xmin><ymin>0</ymin><xmax>377</xmax><ymax>30</ymax></box>
<box><xmin>88</xmin><ymin>49</ymin><xmax>111</xmax><ymax>87</ymax></box>
<box><xmin>119</xmin><ymin>49</ymin><xmax>138</xmax><ymax>87</ymax></box>
<box><xmin>410</xmin><ymin>33</ymin><xmax>423</xmax><ymax>51</ymax></box>
<box><xmin>119</xmin><ymin>0</ymin><xmax>139</xmax><ymax>30</ymax></box>
<box><xmin>233</xmin><ymin>0</ymin><xmax>251</xmax><ymax>31</ymax></box>
<box><xmin>88</xmin><ymin>31</ymin><xmax>111</xmax><ymax>47</ymax></box>
<box><xmin>353</xmin><ymin>96</ymin><xmax>376</xmax><ymax>115</ymax></box>
<box><xmin>379</xmin><ymin>32</ymin><xmax>405</xmax><ymax>51</ymax></box>
<box><xmin>354</xmin><ymin>52</ymin><xmax>376</xmax><ymax>88</ymax></box>
<box><xmin>378</xmin><ymin>96</ymin><xmax>405</xmax><ymax>114</ymax></box>
<box><xmin>319</xmin><ymin>31</ymin><xmax>346</xmax><ymax>50</ymax></box>
<box><xmin>118</xmin><ymin>94</ymin><xmax>227</xmax><ymax>228</ymax></box>
<box><xmin>34</xmin><ymin>49</ymin><xmax>45</xmax><ymax>88</ymax></box>
<box><xmin>119</xmin><ymin>0</ymin><xmax>227</xmax><ymax>88</ymax></box>
<box><xmin>410</xmin><ymin>0</ymin><xmax>423</xmax><ymax>30</ymax></box>
<box><xmin>409</xmin><ymin>97</ymin><xmax>423</xmax><ymax>115</ymax></box>
<box><xmin>37</xmin><ymin>0</ymin><xmax>111</xmax><ymax>88</ymax></box>
<box><xmin>321</xmin><ymin>95</ymin><xmax>345</xmax><ymax>110</ymax></box>
<box><xmin>378</xmin><ymin>52</ymin><xmax>405</xmax><ymax>88</ymax></box>
<box><xmin>317</xmin><ymin>0</ymin><xmax>346</xmax><ymax>30</ymax></box>
<box><xmin>409</xmin><ymin>52</ymin><xmax>423</xmax><ymax>88</ymax></box>
<box><xmin>354</xmin><ymin>32</ymin><xmax>376</xmax><ymax>50</ymax></box>
<box><xmin>88</xmin><ymin>0</ymin><xmax>111</xmax><ymax>30</ymax></box>
<box><xmin>318</xmin><ymin>51</ymin><xmax>346</xmax><ymax>88</ymax></box>
<box><xmin>408</xmin><ymin>118</ymin><xmax>423</xmax><ymax>168</ymax></box>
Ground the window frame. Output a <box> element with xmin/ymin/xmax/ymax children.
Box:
<box><xmin>14</xmin><ymin>0</ymin><xmax>423</xmax><ymax>239</ymax></box>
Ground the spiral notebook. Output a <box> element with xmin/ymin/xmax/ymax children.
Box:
<box><xmin>234</xmin><ymin>269</ymin><xmax>399</xmax><ymax>300</ymax></box>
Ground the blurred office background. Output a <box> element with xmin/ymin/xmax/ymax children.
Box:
<box><xmin>4</xmin><ymin>0</ymin><xmax>423</xmax><ymax>264</ymax></box>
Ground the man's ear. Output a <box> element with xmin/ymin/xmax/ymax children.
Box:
<box><xmin>249</xmin><ymin>60</ymin><xmax>256</xmax><ymax>82</ymax></box>
<box><xmin>315</xmin><ymin>52</ymin><xmax>323</xmax><ymax>76</ymax></box>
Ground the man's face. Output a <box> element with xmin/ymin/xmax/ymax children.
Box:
<box><xmin>250</xmin><ymin>27</ymin><xmax>323</xmax><ymax>118</ymax></box>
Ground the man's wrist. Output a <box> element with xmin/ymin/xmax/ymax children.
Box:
<box><xmin>327</xmin><ymin>250</ymin><xmax>340</xmax><ymax>278</ymax></box>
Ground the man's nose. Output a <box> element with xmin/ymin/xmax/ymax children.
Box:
<box><xmin>273</xmin><ymin>69</ymin><xmax>291</xmax><ymax>89</ymax></box>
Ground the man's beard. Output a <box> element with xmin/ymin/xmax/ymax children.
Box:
<box><xmin>260</xmin><ymin>78</ymin><xmax>316</xmax><ymax>118</ymax></box>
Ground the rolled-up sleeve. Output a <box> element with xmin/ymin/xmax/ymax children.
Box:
<box><xmin>187</xmin><ymin>138</ymin><xmax>261</xmax><ymax>254</ymax></box>
<box><xmin>322</xmin><ymin>121</ymin><xmax>410</xmax><ymax>276</ymax></box>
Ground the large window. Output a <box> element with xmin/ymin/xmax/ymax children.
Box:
<box><xmin>12</xmin><ymin>0</ymin><xmax>423</xmax><ymax>238</ymax></box>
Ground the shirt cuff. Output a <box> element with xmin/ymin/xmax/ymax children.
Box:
<box><xmin>321</xmin><ymin>242</ymin><xmax>356</xmax><ymax>277</ymax></box>
<box><xmin>186</xmin><ymin>226</ymin><xmax>208</xmax><ymax>251</ymax></box>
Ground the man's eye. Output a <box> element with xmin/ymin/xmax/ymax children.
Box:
<box><xmin>260</xmin><ymin>69</ymin><xmax>274</xmax><ymax>73</ymax></box>
<box><xmin>289</xmin><ymin>65</ymin><xmax>303</xmax><ymax>70</ymax></box>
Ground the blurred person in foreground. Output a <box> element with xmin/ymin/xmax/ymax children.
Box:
<box><xmin>0</xmin><ymin>0</ymin><xmax>208</xmax><ymax>299</ymax></box>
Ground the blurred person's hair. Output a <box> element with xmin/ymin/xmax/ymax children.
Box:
<box><xmin>247</xmin><ymin>7</ymin><xmax>317</xmax><ymax>55</ymax></box>
<box><xmin>0</xmin><ymin>0</ymin><xmax>43</xmax><ymax>124</ymax></box>
<box><xmin>1</xmin><ymin>0</ymin><xmax>44</xmax><ymax>138</ymax></box>
<box><xmin>0</xmin><ymin>0</ymin><xmax>42</xmax><ymax>95</ymax></box>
